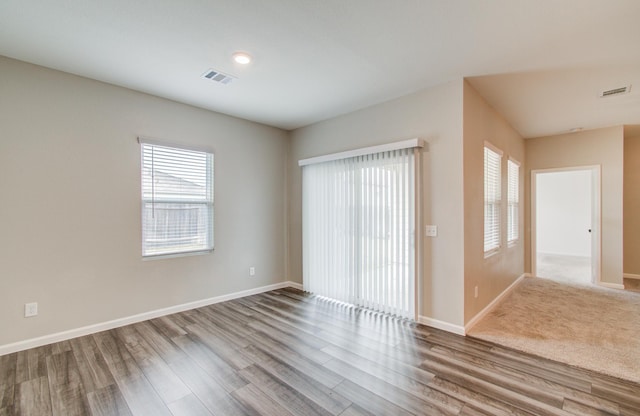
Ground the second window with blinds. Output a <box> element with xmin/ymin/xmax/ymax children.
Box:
<box><xmin>484</xmin><ymin>143</ymin><xmax>502</xmax><ymax>256</ymax></box>
<box><xmin>507</xmin><ymin>158</ymin><xmax>520</xmax><ymax>245</ymax></box>
<box><xmin>484</xmin><ymin>142</ymin><xmax>519</xmax><ymax>256</ymax></box>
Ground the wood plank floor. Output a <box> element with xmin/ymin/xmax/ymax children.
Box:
<box><xmin>1</xmin><ymin>288</ymin><xmax>639</xmax><ymax>416</ymax></box>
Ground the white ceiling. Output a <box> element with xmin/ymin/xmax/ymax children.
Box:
<box><xmin>1</xmin><ymin>0</ymin><xmax>639</xmax><ymax>136</ymax></box>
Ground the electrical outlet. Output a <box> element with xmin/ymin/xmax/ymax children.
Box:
<box><xmin>425</xmin><ymin>225</ymin><xmax>438</xmax><ymax>237</ymax></box>
<box><xmin>249</xmin><ymin>267</ymin><xmax>256</xmax><ymax>277</ymax></box>
<box><xmin>474</xmin><ymin>286</ymin><xmax>479</xmax><ymax>299</ymax></box>
<box><xmin>25</xmin><ymin>302</ymin><xmax>38</xmax><ymax>317</ymax></box>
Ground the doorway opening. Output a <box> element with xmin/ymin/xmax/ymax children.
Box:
<box><xmin>531</xmin><ymin>167</ymin><xmax>601</xmax><ymax>285</ymax></box>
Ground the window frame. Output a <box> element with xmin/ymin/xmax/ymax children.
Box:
<box><xmin>139</xmin><ymin>138</ymin><xmax>214</xmax><ymax>259</ymax></box>
<box><xmin>484</xmin><ymin>142</ymin><xmax>503</xmax><ymax>257</ymax></box>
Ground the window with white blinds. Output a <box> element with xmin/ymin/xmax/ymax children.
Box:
<box><xmin>140</xmin><ymin>140</ymin><xmax>214</xmax><ymax>257</ymax></box>
<box><xmin>507</xmin><ymin>158</ymin><xmax>520</xmax><ymax>245</ymax></box>
<box><xmin>484</xmin><ymin>144</ymin><xmax>502</xmax><ymax>255</ymax></box>
<box><xmin>301</xmin><ymin>146</ymin><xmax>417</xmax><ymax>319</ymax></box>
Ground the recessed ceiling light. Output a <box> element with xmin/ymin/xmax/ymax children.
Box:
<box><xmin>232</xmin><ymin>52</ymin><xmax>252</xmax><ymax>65</ymax></box>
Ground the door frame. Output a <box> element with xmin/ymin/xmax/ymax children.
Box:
<box><xmin>530</xmin><ymin>165</ymin><xmax>601</xmax><ymax>284</ymax></box>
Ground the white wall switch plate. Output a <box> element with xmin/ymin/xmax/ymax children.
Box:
<box><xmin>425</xmin><ymin>225</ymin><xmax>438</xmax><ymax>237</ymax></box>
<box><xmin>249</xmin><ymin>267</ymin><xmax>256</xmax><ymax>276</ymax></box>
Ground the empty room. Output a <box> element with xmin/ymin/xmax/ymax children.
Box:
<box><xmin>1</xmin><ymin>1</ymin><xmax>639</xmax><ymax>415</ymax></box>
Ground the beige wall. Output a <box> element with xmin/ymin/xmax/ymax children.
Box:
<box><xmin>525</xmin><ymin>126</ymin><xmax>624</xmax><ymax>285</ymax></box>
<box><xmin>289</xmin><ymin>81</ymin><xmax>466</xmax><ymax>327</ymax></box>
<box><xmin>462</xmin><ymin>81</ymin><xmax>525</xmax><ymax>323</ymax></box>
<box><xmin>624</xmin><ymin>135</ymin><xmax>640</xmax><ymax>276</ymax></box>
<box><xmin>0</xmin><ymin>57</ymin><xmax>289</xmax><ymax>346</ymax></box>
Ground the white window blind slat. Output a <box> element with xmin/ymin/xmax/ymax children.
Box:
<box><xmin>302</xmin><ymin>148</ymin><xmax>416</xmax><ymax>319</ymax></box>
<box><xmin>141</xmin><ymin>143</ymin><xmax>214</xmax><ymax>257</ymax></box>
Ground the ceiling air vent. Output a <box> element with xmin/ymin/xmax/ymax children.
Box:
<box><xmin>600</xmin><ymin>85</ymin><xmax>631</xmax><ymax>98</ymax></box>
<box><xmin>202</xmin><ymin>69</ymin><xmax>235</xmax><ymax>85</ymax></box>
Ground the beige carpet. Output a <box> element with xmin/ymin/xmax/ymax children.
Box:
<box><xmin>468</xmin><ymin>277</ymin><xmax>640</xmax><ymax>383</ymax></box>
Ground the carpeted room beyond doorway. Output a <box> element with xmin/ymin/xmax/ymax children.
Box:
<box><xmin>467</xmin><ymin>277</ymin><xmax>640</xmax><ymax>383</ymax></box>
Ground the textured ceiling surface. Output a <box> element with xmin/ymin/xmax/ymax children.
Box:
<box><xmin>1</xmin><ymin>0</ymin><xmax>639</xmax><ymax>136</ymax></box>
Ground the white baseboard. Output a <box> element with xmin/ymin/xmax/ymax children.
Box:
<box><xmin>417</xmin><ymin>316</ymin><xmax>465</xmax><ymax>336</ymax></box>
<box><xmin>464</xmin><ymin>273</ymin><xmax>527</xmax><ymax>334</ymax></box>
<box><xmin>287</xmin><ymin>281</ymin><xmax>304</xmax><ymax>290</ymax></box>
<box><xmin>0</xmin><ymin>281</ymin><xmax>301</xmax><ymax>356</ymax></box>
<box><xmin>623</xmin><ymin>273</ymin><xmax>640</xmax><ymax>280</ymax></box>
<box><xmin>598</xmin><ymin>281</ymin><xmax>625</xmax><ymax>290</ymax></box>
<box><xmin>417</xmin><ymin>273</ymin><xmax>530</xmax><ymax>337</ymax></box>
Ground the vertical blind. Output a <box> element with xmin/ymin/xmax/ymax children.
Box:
<box><xmin>507</xmin><ymin>158</ymin><xmax>520</xmax><ymax>244</ymax></box>
<box><xmin>141</xmin><ymin>142</ymin><xmax>214</xmax><ymax>257</ymax></box>
<box><xmin>302</xmin><ymin>148</ymin><xmax>416</xmax><ymax>319</ymax></box>
<box><xmin>484</xmin><ymin>144</ymin><xmax>502</xmax><ymax>254</ymax></box>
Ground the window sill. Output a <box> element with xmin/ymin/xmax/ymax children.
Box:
<box><xmin>484</xmin><ymin>248</ymin><xmax>500</xmax><ymax>259</ymax></box>
<box><xmin>142</xmin><ymin>248</ymin><xmax>214</xmax><ymax>261</ymax></box>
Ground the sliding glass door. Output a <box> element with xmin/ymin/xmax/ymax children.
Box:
<box><xmin>302</xmin><ymin>147</ymin><xmax>416</xmax><ymax>319</ymax></box>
